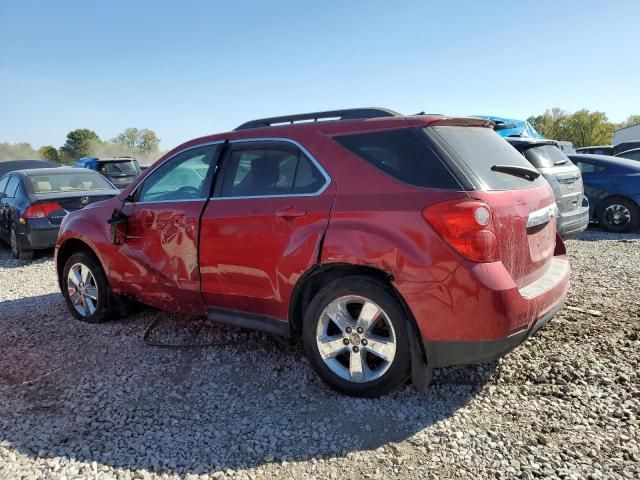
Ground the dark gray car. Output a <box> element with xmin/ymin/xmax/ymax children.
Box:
<box><xmin>0</xmin><ymin>168</ymin><xmax>119</xmax><ymax>260</ymax></box>
<box><xmin>506</xmin><ymin>138</ymin><xmax>589</xmax><ymax>239</ymax></box>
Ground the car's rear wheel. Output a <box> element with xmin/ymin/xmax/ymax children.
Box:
<box><xmin>10</xmin><ymin>225</ymin><xmax>33</xmax><ymax>261</ymax></box>
<box><xmin>303</xmin><ymin>276</ymin><xmax>411</xmax><ymax>397</ymax></box>
<box><xmin>598</xmin><ymin>197</ymin><xmax>640</xmax><ymax>233</ymax></box>
<box><xmin>62</xmin><ymin>251</ymin><xmax>117</xmax><ymax>323</ymax></box>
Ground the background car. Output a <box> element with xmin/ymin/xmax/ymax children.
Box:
<box><xmin>506</xmin><ymin>138</ymin><xmax>589</xmax><ymax>239</ymax></box>
<box><xmin>615</xmin><ymin>147</ymin><xmax>640</xmax><ymax>162</ymax></box>
<box><xmin>74</xmin><ymin>156</ymin><xmax>142</xmax><ymax>189</ymax></box>
<box><xmin>568</xmin><ymin>154</ymin><xmax>640</xmax><ymax>233</ymax></box>
<box><xmin>575</xmin><ymin>145</ymin><xmax>614</xmax><ymax>156</ymax></box>
<box><xmin>0</xmin><ymin>167</ymin><xmax>120</xmax><ymax>260</ymax></box>
<box><xmin>0</xmin><ymin>159</ymin><xmax>57</xmax><ymax>178</ymax></box>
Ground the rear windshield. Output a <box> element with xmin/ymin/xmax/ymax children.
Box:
<box><xmin>523</xmin><ymin>144</ymin><xmax>569</xmax><ymax>168</ymax></box>
<box><xmin>333</xmin><ymin>128</ymin><xmax>461</xmax><ymax>189</ymax></box>
<box><xmin>427</xmin><ymin>126</ymin><xmax>546</xmax><ymax>190</ymax></box>
<box><xmin>98</xmin><ymin>160</ymin><xmax>139</xmax><ymax>175</ymax></box>
<box><xmin>28</xmin><ymin>172</ymin><xmax>114</xmax><ymax>194</ymax></box>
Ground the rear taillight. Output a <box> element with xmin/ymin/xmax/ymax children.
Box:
<box><xmin>422</xmin><ymin>200</ymin><xmax>498</xmax><ymax>263</ymax></box>
<box><xmin>23</xmin><ymin>202</ymin><xmax>64</xmax><ymax>220</ymax></box>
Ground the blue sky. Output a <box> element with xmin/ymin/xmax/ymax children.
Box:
<box><xmin>1</xmin><ymin>0</ymin><xmax>638</xmax><ymax>150</ymax></box>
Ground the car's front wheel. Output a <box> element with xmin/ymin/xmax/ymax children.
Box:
<box><xmin>62</xmin><ymin>251</ymin><xmax>117</xmax><ymax>323</ymax></box>
<box><xmin>598</xmin><ymin>197</ymin><xmax>640</xmax><ymax>233</ymax></box>
<box><xmin>303</xmin><ymin>276</ymin><xmax>411</xmax><ymax>397</ymax></box>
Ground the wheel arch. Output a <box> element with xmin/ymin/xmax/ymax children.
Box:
<box><xmin>56</xmin><ymin>238</ymin><xmax>103</xmax><ymax>291</ymax></box>
<box><xmin>289</xmin><ymin>262</ymin><xmax>431</xmax><ymax>388</ymax></box>
<box><xmin>594</xmin><ymin>193</ymin><xmax>640</xmax><ymax>217</ymax></box>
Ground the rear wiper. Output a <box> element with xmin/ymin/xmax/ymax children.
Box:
<box><xmin>554</xmin><ymin>159</ymin><xmax>568</xmax><ymax>165</ymax></box>
<box><xmin>491</xmin><ymin>164</ymin><xmax>540</xmax><ymax>181</ymax></box>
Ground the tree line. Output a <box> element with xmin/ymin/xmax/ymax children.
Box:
<box><xmin>0</xmin><ymin>127</ymin><xmax>162</xmax><ymax>164</ymax></box>
<box><xmin>527</xmin><ymin>109</ymin><xmax>640</xmax><ymax>148</ymax></box>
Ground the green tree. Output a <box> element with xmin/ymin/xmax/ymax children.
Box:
<box><xmin>620</xmin><ymin>115</ymin><xmax>640</xmax><ymax>129</ymax></box>
<box><xmin>137</xmin><ymin>129</ymin><xmax>160</xmax><ymax>153</ymax></box>
<box><xmin>59</xmin><ymin>129</ymin><xmax>100</xmax><ymax>162</ymax></box>
<box><xmin>113</xmin><ymin>127</ymin><xmax>160</xmax><ymax>153</ymax></box>
<box><xmin>38</xmin><ymin>145</ymin><xmax>60</xmax><ymax>163</ymax></box>
<box><xmin>527</xmin><ymin>108</ymin><xmax>618</xmax><ymax>148</ymax></box>
<box><xmin>0</xmin><ymin>142</ymin><xmax>39</xmax><ymax>161</ymax></box>
<box><xmin>114</xmin><ymin>127</ymin><xmax>140</xmax><ymax>149</ymax></box>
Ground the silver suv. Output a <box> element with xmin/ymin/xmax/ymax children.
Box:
<box><xmin>507</xmin><ymin>138</ymin><xmax>589</xmax><ymax>239</ymax></box>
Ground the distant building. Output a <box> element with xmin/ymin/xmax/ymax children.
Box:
<box><xmin>613</xmin><ymin>124</ymin><xmax>640</xmax><ymax>145</ymax></box>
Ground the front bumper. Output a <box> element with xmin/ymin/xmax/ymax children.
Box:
<box><xmin>423</xmin><ymin>300</ymin><xmax>564</xmax><ymax>367</ymax></box>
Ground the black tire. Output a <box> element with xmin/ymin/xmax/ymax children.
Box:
<box><xmin>302</xmin><ymin>276</ymin><xmax>411</xmax><ymax>397</ymax></box>
<box><xmin>10</xmin><ymin>225</ymin><xmax>33</xmax><ymax>261</ymax></box>
<box><xmin>597</xmin><ymin>197</ymin><xmax>640</xmax><ymax>233</ymax></box>
<box><xmin>62</xmin><ymin>251</ymin><xmax>118</xmax><ymax>323</ymax></box>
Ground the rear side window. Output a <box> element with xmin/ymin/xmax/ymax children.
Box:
<box><xmin>574</xmin><ymin>161</ymin><xmax>606</xmax><ymax>174</ymax></box>
<box><xmin>523</xmin><ymin>144</ymin><xmax>570</xmax><ymax>168</ymax></box>
<box><xmin>333</xmin><ymin>129</ymin><xmax>460</xmax><ymax>189</ymax></box>
<box><xmin>619</xmin><ymin>150</ymin><xmax>640</xmax><ymax>161</ymax></box>
<box><xmin>0</xmin><ymin>176</ymin><xmax>8</xmax><ymax>195</ymax></box>
<box><xmin>5</xmin><ymin>176</ymin><xmax>20</xmax><ymax>198</ymax></box>
<box><xmin>428</xmin><ymin>126</ymin><xmax>546</xmax><ymax>191</ymax></box>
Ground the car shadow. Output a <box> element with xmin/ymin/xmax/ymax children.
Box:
<box><xmin>0</xmin><ymin>242</ymin><xmax>54</xmax><ymax>267</ymax></box>
<box><xmin>0</xmin><ymin>292</ymin><xmax>495</xmax><ymax>475</ymax></box>
<box><xmin>575</xmin><ymin>226</ymin><xmax>640</xmax><ymax>241</ymax></box>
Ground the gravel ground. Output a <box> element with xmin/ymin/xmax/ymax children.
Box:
<box><xmin>0</xmin><ymin>230</ymin><xmax>638</xmax><ymax>480</ymax></box>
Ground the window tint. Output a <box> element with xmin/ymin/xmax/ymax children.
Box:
<box><xmin>220</xmin><ymin>147</ymin><xmax>325</xmax><ymax>197</ymax></box>
<box><xmin>575</xmin><ymin>161</ymin><xmax>606</xmax><ymax>174</ymax></box>
<box><xmin>428</xmin><ymin>126</ymin><xmax>546</xmax><ymax>191</ymax></box>
<box><xmin>523</xmin><ymin>144</ymin><xmax>569</xmax><ymax>168</ymax></box>
<box><xmin>334</xmin><ymin>128</ymin><xmax>460</xmax><ymax>189</ymax></box>
<box><xmin>618</xmin><ymin>150</ymin><xmax>640</xmax><ymax>161</ymax></box>
<box><xmin>0</xmin><ymin>176</ymin><xmax>9</xmax><ymax>196</ymax></box>
<box><xmin>138</xmin><ymin>145</ymin><xmax>220</xmax><ymax>202</ymax></box>
<box><xmin>5</xmin><ymin>176</ymin><xmax>20</xmax><ymax>198</ymax></box>
<box><xmin>27</xmin><ymin>172</ymin><xmax>113</xmax><ymax>193</ymax></box>
<box><xmin>99</xmin><ymin>160</ymin><xmax>139</xmax><ymax>175</ymax></box>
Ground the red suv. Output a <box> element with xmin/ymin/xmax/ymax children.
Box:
<box><xmin>55</xmin><ymin>108</ymin><xmax>569</xmax><ymax>397</ymax></box>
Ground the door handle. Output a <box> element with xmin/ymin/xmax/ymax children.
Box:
<box><xmin>276</xmin><ymin>206</ymin><xmax>307</xmax><ymax>219</ymax></box>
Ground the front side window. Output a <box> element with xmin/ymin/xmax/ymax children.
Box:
<box><xmin>220</xmin><ymin>146</ymin><xmax>326</xmax><ymax>197</ymax></box>
<box><xmin>138</xmin><ymin>144</ymin><xmax>220</xmax><ymax>202</ymax></box>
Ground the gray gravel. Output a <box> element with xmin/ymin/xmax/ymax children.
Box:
<box><xmin>0</xmin><ymin>229</ymin><xmax>638</xmax><ymax>480</ymax></box>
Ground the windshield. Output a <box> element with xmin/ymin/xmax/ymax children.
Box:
<box><xmin>427</xmin><ymin>126</ymin><xmax>546</xmax><ymax>190</ymax></box>
<box><xmin>523</xmin><ymin>144</ymin><xmax>569</xmax><ymax>168</ymax></box>
<box><xmin>98</xmin><ymin>160</ymin><xmax>139</xmax><ymax>175</ymax></box>
<box><xmin>28</xmin><ymin>172</ymin><xmax>114</xmax><ymax>194</ymax></box>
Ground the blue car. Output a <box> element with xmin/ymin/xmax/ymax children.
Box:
<box><xmin>568</xmin><ymin>154</ymin><xmax>640</xmax><ymax>233</ymax></box>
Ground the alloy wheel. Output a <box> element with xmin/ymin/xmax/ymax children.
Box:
<box><xmin>67</xmin><ymin>262</ymin><xmax>99</xmax><ymax>317</ymax></box>
<box><xmin>605</xmin><ymin>204</ymin><xmax>632</xmax><ymax>227</ymax></box>
<box><xmin>315</xmin><ymin>295</ymin><xmax>397</xmax><ymax>383</ymax></box>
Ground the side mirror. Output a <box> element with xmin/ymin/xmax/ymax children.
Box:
<box><xmin>107</xmin><ymin>209</ymin><xmax>128</xmax><ymax>245</ymax></box>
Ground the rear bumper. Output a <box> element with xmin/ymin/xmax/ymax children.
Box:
<box><xmin>557</xmin><ymin>202</ymin><xmax>589</xmax><ymax>239</ymax></box>
<box><xmin>394</xmin><ymin>250</ymin><xmax>570</xmax><ymax>368</ymax></box>
<box><xmin>424</xmin><ymin>300</ymin><xmax>563</xmax><ymax>367</ymax></box>
<box><xmin>16</xmin><ymin>220</ymin><xmax>59</xmax><ymax>250</ymax></box>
